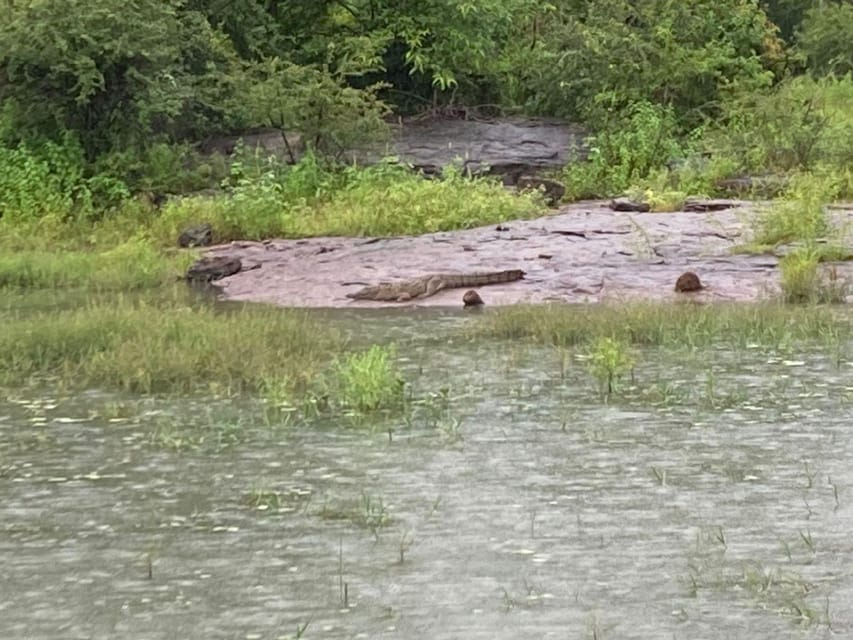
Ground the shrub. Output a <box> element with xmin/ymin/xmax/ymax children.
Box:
<box><xmin>562</xmin><ymin>101</ymin><xmax>689</xmax><ymax>199</ymax></box>
<box><xmin>797</xmin><ymin>4</ymin><xmax>853</xmax><ymax>76</ymax></box>
<box><xmin>751</xmin><ymin>172</ymin><xmax>842</xmax><ymax>247</ymax></box>
<box><xmin>94</xmin><ymin>143</ymin><xmax>227</xmax><ymax>195</ymax></box>
<box><xmin>0</xmin><ymin>140</ymin><xmax>86</xmax><ymax>221</ymax></box>
<box><xmin>711</xmin><ymin>75</ymin><xmax>853</xmax><ymax>174</ymax></box>
<box><xmin>506</xmin><ymin>0</ymin><xmax>778</xmax><ymax>129</ymax></box>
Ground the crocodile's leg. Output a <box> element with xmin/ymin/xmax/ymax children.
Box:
<box><xmin>422</xmin><ymin>276</ymin><xmax>448</xmax><ymax>299</ymax></box>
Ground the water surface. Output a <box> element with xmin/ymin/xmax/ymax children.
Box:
<box><xmin>2</xmin><ymin>307</ymin><xmax>852</xmax><ymax>639</ymax></box>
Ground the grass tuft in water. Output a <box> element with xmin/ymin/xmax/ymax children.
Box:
<box><xmin>472</xmin><ymin>302</ymin><xmax>850</xmax><ymax>350</ymax></box>
<box><xmin>319</xmin><ymin>491</ymin><xmax>392</xmax><ymax>536</ymax></box>
<box><xmin>335</xmin><ymin>345</ymin><xmax>405</xmax><ymax>413</ymax></box>
<box><xmin>585</xmin><ymin>336</ymin><xmax>635</xmax><ymax>399</ymax></box>
<box><xmin>0</xmin><ymin>294</ymin><xmax>342</xmax><ymax>394</ymax></box>
<box><xmin>246</xmin><ymin>487</ymin><xmax>282</xmax><ymax>512</ymax></box>
<box><xmin>0</xmin><ymin>239</ymin><xmax>193</xmax><ymax>290</ymax></box>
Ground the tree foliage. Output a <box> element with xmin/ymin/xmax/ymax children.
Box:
<box><xmin>0</xmin><ymin>0</ymin><xmax>847</xmax><ymax>192</ymax></box>
<box><xmin>0</xmin><ymin>0</ymin><xmax>238</xmax><ymax>158</ymax></box>
<box><xmin>497</xmin><ymin>0</ymin><xmax>782</xmax><ymax>127</ymax></box>
<box><xmin>797</xmin><ymin>2</ymin><xmax>853</xmax><ymax>76</ymax></box>
<box><xmin>760</xmin><ymin>0</ymin><xmax>812</xmax><ymax>43</ymax></box>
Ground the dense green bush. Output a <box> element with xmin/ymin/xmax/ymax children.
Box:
<box><xmin>502</xmin><ymin>0</ymin><xmax>780</xmax><ymax>128</ymax></box>
<box><xmin>710</xmin><ymin>75</ymin><xmax>853</xmax><ymax>174</ymax></box>
<box><xmin>93</xmin><ymin>143</ymin><xmax>228</xmax><ymax>195</ymax></box>
<box><xmin>560</xmin><ymin>101</ymin><xmax>691</xmax><ymax>199</ymax></box>
<box><xmin>0</xmin><ymin>137</ymin><xmax>127</xmax><ymax>221</ymax></box>
<box><xmin>0</xmin><ymin>0</ymin><xmax>239</xmax><ymax>157</ymax></box>
<box><xmin>797</xmin><ymin>3</ymin><xmax>853</xmax><ymax>76</ymax></box>
<box><xmin>0</xmin><ymin>0</ymin><xmax>849</xmax><ymax>223</ymax></box>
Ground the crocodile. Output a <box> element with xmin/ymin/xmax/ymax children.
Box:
<box><xmin>346</xmin><ymin>269</ymin><xmax>525</xmax><ymax>302</ymax></box>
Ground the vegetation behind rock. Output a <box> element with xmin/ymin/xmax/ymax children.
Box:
<box><xmin>0</xmin><ymin>0</ymin><xmax>850</xmax><ymax>292</ymax></box>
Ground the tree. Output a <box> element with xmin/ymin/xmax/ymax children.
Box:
<box><xmin>0</xmin><ymin>0</ymin><xmax>239</xmax><ymax>158</ymax></box>
<box><xmin>760</xmin><ymin>0</ymin><xmax>811</xmax><ymax>43</ymax></box>
<box><xmin>238</xmin><ymin>54</ymin><xmax>391</xmax><ymax>160</ymax></box>
<box><xmin>797</xmin><ymin>2</ymin><xmax>853</xmax><ymax>76</ymax></box>
<box><xmin>497</xmin><ymin>0</ymin><xmax>782</xmax><ymax>127</ymax></box>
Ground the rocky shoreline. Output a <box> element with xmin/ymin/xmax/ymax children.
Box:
<box><xmin>198</xmin><ymin>200</ymin><xmax>853</xmax><ymax>308</ymax></box>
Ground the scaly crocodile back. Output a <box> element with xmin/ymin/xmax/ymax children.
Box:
<box><xmin>441</xmin><ymin>270</ymin><xmax>525</xmax><ymax>287</ymax></box>
<box><xmin>346</xmin><ymin>269</ymin><xmax>525</xmax><ymax>301</ymax></box>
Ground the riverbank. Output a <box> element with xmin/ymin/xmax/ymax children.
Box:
<box><xmin>203</xmin><ymin>200</ymin><xmax>853</xmax><ymax>308</ymax></box>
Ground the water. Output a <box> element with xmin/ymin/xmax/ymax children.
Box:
<box><xmin>2</xmin><ymin>307</ymin><xmax>852</xmax><ymax>639</ymax></box>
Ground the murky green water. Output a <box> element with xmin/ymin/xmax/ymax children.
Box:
<box><xmin>2</xmin><ymin>304</ymin><xmax>852</xmax><ymax>639</ymax></box>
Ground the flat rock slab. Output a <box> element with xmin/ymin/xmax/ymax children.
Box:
<box><xmin>204</xmin><ymin>201</ymin><xmax>853</xmax><ymax>308</ymax></box>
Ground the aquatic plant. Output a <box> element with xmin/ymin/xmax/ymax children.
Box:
<box><xmin>585</xmin><ymin>336</ymin><xmax>634</xmax><ymax>399</ymax></box>
<box><xmin>319</xmin><ymin>491</ymin><xmax>392</xmax><ymax>535</ymax></box>
<box><xmin>0</xmin><ymin>293</ymin><xmax>341</xmax><ymax>394</ymax></box>
<box><xmin>0</xmin><ymin>238</ymin><xmax>192</xmax><ymax>290</ymax></box>
<box><xmin>246</xmin><ymin>487</ymin><xmax>282</xmax><ymax>512</ymax></box>
<box><xmin>473</xmin><ymin>302</ymin><xmax>850</xmax><ymax>350</ymax></box>
<box><xmin>335</xmin><ymin>345</ymin><xmax>405</xmax><ymax>413</ymax></box>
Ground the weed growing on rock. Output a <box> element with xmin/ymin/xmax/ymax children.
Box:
<box><xmin>779</xmin><ymin>249</ymin><xmax>822</xmax><ymax>303</ymax></box>
<box><xmin>780</xmin><ymin>249</ymin><xmax>848</xmax><ymax>304</ymax></box>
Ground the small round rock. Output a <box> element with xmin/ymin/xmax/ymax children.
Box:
<box><xmin>463</xmin><ymin>290</ymin><xmax>484</xmax><ymax>307</ymax></box>
<box><xmin>674</xmin><ymin>271</ymin><xmax>704</xmax><ymax>293</ymax></box>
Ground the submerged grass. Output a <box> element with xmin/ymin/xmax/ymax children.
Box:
<box><xmin>0</xmin><ymin>294</ymin><xmax>343</xmax><ymax>394</ymax></box>
<box><xmin>472</xmin><ymin>302</ymin><xmax>850</xmax><ymax>349</ymax></box>
<box><xmin>335</xmin><ymin>345</ymin><xmax>405</xmax><ymax>413</ymax></box>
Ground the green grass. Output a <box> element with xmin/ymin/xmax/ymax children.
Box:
<box><xmin>751</xmin><ymin>175</ymin><xmax>836</xmax><ymax>248</ymax></box>
<box><xmin>732</xmin><ymin>172</ymin><xmax>852</xmax><ymax>283</ymax></box>
<box><xmin>0</xmin><ymin>293</ymin><xmax>343</xmax><ymax>393</ymax></box>
<box><xmin>471</xmin><ymin>302</ymin><xmax>849</xmax><ymax>350</ymax></box>
<box><xmin>779</xmin><ymin>249</ymin><xmax>849</xmax><ymax>304</ymax></box>
<box><xmin>151</xmin><ymin>161</ymin><xmax>546</xmax><ymax>243</ymax></box>
<box><xmin>335</xmin><ymin>345</ymin><xmax>405</xmax><ymax>413</ymax></box>
<box><xmin>0</xmin><ymin>155</ymin><xmax>545</xmax><ymax>291</ymax></box>
<box><xmin>0</xmin><ymin>239</ymin><xmax>193</xmax><ymax>290</ymax></box>
<box><xmin>585</xmin><ymin>336</ymin><xmax>635</xmax><ymax>398</ymax></box>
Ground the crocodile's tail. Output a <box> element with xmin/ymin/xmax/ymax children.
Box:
<box><xmin>455</xmin><ymin>269</ymin><xmax>526</xmax><ymax>286</ymax></box>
